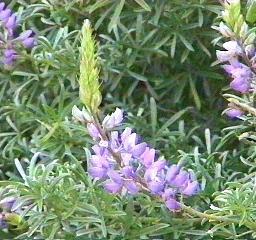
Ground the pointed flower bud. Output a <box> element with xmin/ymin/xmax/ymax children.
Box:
<box><xmin>72</xmin><ymin>105</ymin><xmax>92</xmax><ymax>123</ymax></box>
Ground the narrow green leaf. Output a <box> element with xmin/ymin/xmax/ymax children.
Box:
<box><xmin>189</xmin><ymin>76</ymin><xmax>201</xmax><ymax>110</ymax></box>
<box><xmin>246</xmin><ymin>1</ymin><xmax>256</xmax><ymax>23</ymax></box>
<box><xmin>157</xmin><ymin>108</ymin><xmax>189</xmax><ymax>134</ymax></box>
<box><xmin>150</xmin><ymin>97</ymin><xmax>157</xmax><ymax>133</ymax></box>
<box><xmin>178</xmin><ymin>34</ymin><xmax>194</xmax><ymax>51</ymax></box>
<box><xmin>108</xmin><ymin>0</ymin><xmax>125</xmax><ymax>32</ymax></box>
<box><xmin>131</xmin><ymin>224</ymin><xmax>169</xmax><ymax>237</ymax></box>
<box><xmin>134</xmin><ymin>0</ymin><xmax>151</xmax><ymax>11</ymax></box>
<box><xmin>127</xmin><ymin>70</ymin><xmax>147</xmax><ymax>82</ymax></box>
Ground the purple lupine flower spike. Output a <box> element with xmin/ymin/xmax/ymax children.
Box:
<box><xmin>83</xmin><ymin>107</ymin><xmax>200</xmax><ymax>211</ymax></box>
<box><xmin>0</xmin><ymin>2</ymin><xmax>36</xmax><ymax>67</ymax></box>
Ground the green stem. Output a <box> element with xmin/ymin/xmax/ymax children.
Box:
<box><xmin>182</xmin><ymin>204</ymin><xmax>256</xmax><ymax>230</ymax></box>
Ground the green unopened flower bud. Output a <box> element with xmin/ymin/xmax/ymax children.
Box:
<box><xmin>79</xmin><ymin>19</ymin><xmax>102</xmax><ymax>114</ymax></box>
<box><xmin>233</xmin><ymin>15</ymin><xmax>244</xmax><ymax>34</ymax></box>
<box><xmin>5</xmin><ymin>213</ymin><xmax>22</xmax><ymax>227</ymax></box>
<box><xmin>239</xmin><ymin>22</ymin><xmax>249</xmax><ymax>39</ymax></box>
<box><xmin>223</xmin><ymin>0</ymin><xmax>241</xmax><ymax>28</ymax></box>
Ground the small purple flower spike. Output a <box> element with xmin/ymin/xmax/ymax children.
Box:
<box><xmin>0</xmin><ymin>2</ymin><xmax>37</xmax><ymax>68</ymax></box>
<box><xmin>85</xmin><ymin>108</ymin><xmax>200</xmax><ymax>212</ymax></box>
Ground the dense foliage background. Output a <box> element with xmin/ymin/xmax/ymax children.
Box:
<box><xmin>1</xmin><ymin>0</ymin><xmax>255</xmax><ymax>239</ymax></box>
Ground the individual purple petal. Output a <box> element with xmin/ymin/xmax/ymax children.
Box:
<box><xmin>169</xmin><ymin>170</ymin><xmax>189</xmax><ymax>187</ymax></box>
<box><xmin>5</xmin><ymin>14</ymin><xmax>17</xmax><ymax>30</ymax></box>
<box><xmin>92</xmin><ymin>145</ymin><xmax>105</xmax><ymax>156</ymax></box>
<box><xmin>90</xmin><ymin>155</ymin><xmax>110</xmax><ymax>168</ymax></box>
<box><xmin>151</xmin><ymin>159</ymin><xmax>166</xmax><ymax>171</ymax></box>
<box><xmin>132</xmin><ymin>142</ymin><xmax>147</xmax><ymax>157</ymax></box>
<box><xmin>216</xmin><ymin>50</ymin><xmax>236</xmax><ymax>63</ymax></box>
<box><xmin>144</xmin><ymin>167</ymin><xmax>157</xmax><ymax>182</ymax></box>
<box><xmin>87</xmin><ymin>123</ymin><xmax>100</xmax><ymax>139</ymax></box>
<box><xmin>141</xmin><ymin>147</ymin><xmax>155</xmax><ymax>167</ymax></box>
<box><xmin>0</xmin><ymin>9</ymin><xmax>11</xmax><ymax>22</ymax></box>
<box><xmin>123</xmin><ymin>133</ymin><xmax>137</xmax><ymax>150</ymax></box>
<box><xmin>16</xmin><ymin>30</ymin><xmax>33</xmax><ymax>40</ymax></box>
<box><xmin>22</xmin><ymin>37</ymin><xmax>36</xmax><ymax>48</ymax></box>
<box><xmin>165</xmin><ymin>198</ymin><xmax>181</xmax><ymax>211</ymax></box>
<box><xmin>112</xmin><ymin>108</ymin><xmax>123</xmax><ymax>125</ymax></box>
<box><xmin>4</xmin><ymin>49</ymin><xmax>16</xmax><ymax>58</ymax></box>
<box><xmin>3</xmin><ymin>48</ymin><xmax>17</xmax><ymax>66</ymax></box>
<box><xmin>0</xmin><ymin>2</ymin><xmax>5</xmax><ymax>12</ymax></box>
<box><xmin>230</xmin><ymin>78</ymin><xmax>250</xmax><ymax>93</ymax></box>
<box><xmin>107</xmin><ymin>170</ymin><xmax>123</xmax><ymax>184</ymax></box>
<box><xmin>102</xmin><ymin>108</ymin><xmax>123</xmax><ymax>129</ymax></box>
<box><xmin>223</xmin><ymin>64</ymin><xmax>236</xmax><ymax>75</ymax></box>
<box><xmin>121</xmin><ymin>127</ymin><xmax>132</xmax><ymax>142</ymax></box>
<box><xmin>120</xmin><ymin>153</ymin><xmax>132</xmax><ymax>166</ymax></box>
<box><xmin>125</xmin><ymin>180</ymin><xmax>139</xmax><ymax>194</ymax></box>
<box><xmin>225</xmin><ymin>108</ymin><xmax>244</xmax><ymax>119</ymax></box>
<box><xmin>162</xmin><ymin>188</ymin><xmax>176</xmax><ymax>201</ymax></box>
<box><xmin>166</xmin><ymin>165</ymin><xmax>180</xmax><ymax>183</ymax></box>
<box><xmin>182</xmin><ymin>181</ymin><xmax>200</xmax><ymax>196</ymax></box>
<box><xmin>147</xmin><ymin>181</ymin><xmax>165</xmax><ymax>194</ymax></box>
<box><xmin>104</xmin><ymin>181</ymin><xmax>122</xmax><ymax>194</ymax></box>
<box><xmin>223</xmin><ymin>41</ymin><xmax>241</xmax><ymax>54</ymax></box>
<box><xmin>89</xmin><ymin>167</ymin><xmax>107</xmax><ymax>179</ymax></box>
<box><xmin>122</xmin><ymin>166</ymin><xmax>136</xmax><ymax>178</ymax></box>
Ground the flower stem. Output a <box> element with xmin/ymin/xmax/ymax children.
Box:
<box><xmin>182</xmin><ymin>204</ymin><xmax>256</xmax><ymax>230</ymax></box>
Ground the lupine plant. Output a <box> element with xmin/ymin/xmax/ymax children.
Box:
<box><xmin>2</xmin><ymin>0</ymin><xmax>256</xmax><ymax>239</ymax></box>
<box><xmin>0</xmin><ymin>1</ymin><xmax>36</xmax><ymax>68</ymax></box>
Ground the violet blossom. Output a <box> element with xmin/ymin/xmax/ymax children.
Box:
<box><xmin>0</xmin><ymin>1</ymin><xmax>36</xmax><ymax>68</ymax></box>
<box><xmin>74</xmin><ymin>107</ymin><xmax>201</xmax><ymax>212</ymax></box>
<box><xmin>216</xmin><ymin>40</ymin><xmax>253</xmax><ymax>94</ymax></box>
<box><xmin>225</xmin><ymin>108</ymin><xmax>244</xmax><ymax>119</ymax></box>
